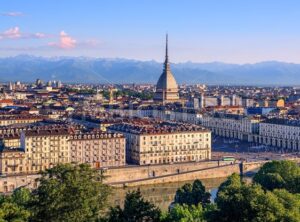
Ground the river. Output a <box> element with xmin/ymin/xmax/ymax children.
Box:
<box><xmin>110</xmin><ymin>177</ymin><xmax>228</xmax><ymax>211</ymax></box>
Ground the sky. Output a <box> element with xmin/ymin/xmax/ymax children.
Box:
<box><xmin>1</xmin><ymin>0</ymin><xmax>300</xmax><ymax>64</ymax></box>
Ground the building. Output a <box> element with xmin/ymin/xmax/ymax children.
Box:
<box><xmin>201</xmin><ymin>113</ymin><xmax>260</xmax><ymax>141</ymax></box>
<box><xmin>0</xmin><ymin>115</ymin><xmax>44</xmax><ymax>126</ymax></box>
<box><xmin>109</xmin><ymin>121</ymin><xmax>211</xmax><ymax>165</ymax></box>
<box><xmin>69</xmin><ymin>131</ymin><xmax>126</xmax><ymax>168</ymax></box>
<box><xmin>0</xmin><ymin>129</ymin><xmax>70</xmax><ymax>175</ymax></box>
<box><xmin>19</xmin><ymin>129</ymin><xmax>71</xmax><ymax>174</ymax></box>
<box><xmin>154</xmin><ymin>35</ymin><xmax>179</xmax><ymax>104</ymax></box>
<box><xmin>0</xmin><ymin>148</ymin><xmax>26</xmax><ymax>176</ymax></box>
<box><xmin>257</xmin><ymin>119</ymin><xmax>300</xmax><ymax>151</ymax></box>
<box><xmin>0</xmin><ymin>125</ymin><xmax>126</xmax><ymax>175</ymax></box>
<box><xmin>246</xmin><ymin>107</ymin><xmax>276</xmax><ymax>115</ymax></box>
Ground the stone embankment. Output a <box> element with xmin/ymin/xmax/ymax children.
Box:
<box><xmin>0</xmin><ymin>158</ymin><xmax>299</xmax><ymax>192</ymax></box>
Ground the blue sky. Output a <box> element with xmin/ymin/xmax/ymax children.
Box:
<box><xmin>1</xmin><ymin>0</ymin><xmax>300</xmax><ymax>63</ymax></box>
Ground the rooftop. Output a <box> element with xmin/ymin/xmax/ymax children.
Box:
<box><xmin>109</xmin><ymin>121</ymin><xmax>209</xmax><ymax>135</ymax></box>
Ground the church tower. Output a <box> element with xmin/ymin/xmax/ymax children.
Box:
<box><xmin>154</xmin><ymin>34</ymin><xmax>179</xmax><ymax>103</ymax></box>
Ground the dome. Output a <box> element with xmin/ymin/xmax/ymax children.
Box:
<box><xmin>154</xmin><ymin>34</ymin><xmax>179</xmax><ymax>102</ymax></box>
<box><xmin>156</xmin><ymin>68</ymin><xmax>178</xmax><ymax>90</ymax></box>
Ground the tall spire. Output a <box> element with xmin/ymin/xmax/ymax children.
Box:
<box><xmin>165</xmin><ymin>33</ymin><xmax>169</xmax><ymax>64</ymax></box>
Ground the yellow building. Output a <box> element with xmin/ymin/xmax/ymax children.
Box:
<box><xmin>69</xmin><ymin>131</ymin><xmax>126</xmax><ymax>168</ymax></box>
<box><xmin>0</xmin><ymin>148</ymin><xmax>25</xmax><ymax>175</ymax></box>
<box><xmin>109</xmin><ymin>121</ymin><xmax>211</xmax><ymax>165</ymax></box>
<box><xmin>0</xmin><ymin>115</ymin><xmax>44</xmax><ymax>126</ymax></box>
<box><xmin>0</xmin><ymin>135</ymin><xmax>21</xmax><ymax>148</ymax></box>
<box><xmin>0</xmin><ymin>127</ymin><xmax>127</xmax><ymax>175</ymax></box>
<box><xmin>20</xmin><ymin>129</ymin><xmax>70</xmax><ymax>173</ymax></box>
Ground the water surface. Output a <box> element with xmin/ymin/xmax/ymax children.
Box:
<box><xmin>111</xmin><ymin>177</ymin><xmax>227</xmax><ymax>211</ymax></box>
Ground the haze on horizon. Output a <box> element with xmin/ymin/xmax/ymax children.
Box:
<box><xmin>1</xmin><ymin>0</ymin><xmax>300</xmax><ymax>64</ymax></box>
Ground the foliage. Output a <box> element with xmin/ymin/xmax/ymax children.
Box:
<box><xmin>174</xmin><ymin>180</ymin><xmax>211</xmax><ymax>206</ymax></box>
<box><xmin>161</xmin><ymin>204</ymin><xmax>206</xmax><ymax>222</ymax></box>
<box><xmin>30</xmin><ymin>163</ymin><xmax>110</xmax><ymax>222</ymax></box>
<box><xmin>11</xmin><ymin>187</ymin><xmax>32</xmax><ymax>207</ymax></box>
<box><xmin>253</xmin><ymin>160</ymin><xmax>300</xmax><ymax>193</ymax></box>
<box><xmin>2</xmin><ymin>160</ymin><xmax>300</xmax><ymax>222</ymax></box>
<box><xmin>0</xmin><ymin>188</ymin><xmax>32</xmax><ymax>222</ymax></box>
<box><xmin>106</xmin><ymin>190</ymin><xmax>161</xmax><ymax>222</ymax></box>
<box><xmin>212</xmin><ymin>173</ymin><xmax>300</xmax><ymax>222</ymax></box>
<box><xmin>272</xmin><ymin>189</ymin><xmax>300</xmax><ymax>221</ymax></box>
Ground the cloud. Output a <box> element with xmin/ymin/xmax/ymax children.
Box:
<box><xmin>0</xmin><ymin>27</ymin><xmax>21</xmax><ymax>39</ymax></box>
<box><xmin>48</xmin><ymin>31</ymin><xmax>77</xmax><ymax>49</ymax></box>
<box><xmin>33</xmin><ymin>32</ymin><xmax>47</xmax><ymax>39</ymax></box>
<box><xmin>0</xmin><ymin>27</ymin><xmax>48</xmax><ymax>40</ymax></box>
<box><xmin>0</xmin><ymin>28</ymin><xmax>98</xmax><ymax>52</ymax></box>
<box><xmin>1</xmin><ymin>12</ymin><xmax>24</xmax><ymax>17</ymax></box>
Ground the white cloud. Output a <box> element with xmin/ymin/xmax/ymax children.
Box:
<box><xmin>48</xmin><ymin>31</ymin><xmax>77</xmax><ymax>49</ymax></box>
<box><xmin>0</xmin><ymin>27</ymin><xmax>49</xmax><ymax>40</ymax></box>
<box><xmin>34</xmin><ymin>32</ymin><xmax>46</xmax><ymax>38</ymax></box>
<box><xmin>0</xmin><ymin>27</ymin><xmax>21</xmax><ymax>39</ymax></box>
<box><xmin>1</xmin><ymin>12</ymin><xmax>24</xmax><ymax>17</ymax></box>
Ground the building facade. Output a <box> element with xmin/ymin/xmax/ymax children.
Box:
<box><xmin>201</xmin><ymin>114</ymin><xmax>260</xmax><ymax>141</ymax></box>
<box><xmin>20</xmin><ymin>129</ymin><xmax>71</xmax><ymax>174</ymax></box>
<box><xmin>69</xmin><ymin>131</ymin><xmax>126</xmax><ymax>168</ymax></box>
<box><xmin>109</xmin><ymin>121</ymin><xmax>211</xmax><ymax>165</ymax></box>
<box><xmin>256</xmin><ymin>119</ymin><xmax>300</xmax><ymax>151</ymax></box>
<box><xmin>154</xmin><ymin>35</ymin><xmax>179</xmax><ymax>104</ymax></box>
<box><xmin>0</xmin><ymin>115</ymin><xmax>44</xmax><ymax>126</ymax></box>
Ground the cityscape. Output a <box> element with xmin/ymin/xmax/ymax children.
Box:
<box><xmin>0</xmin><ymin>1</ymin><xmax>300</xmax><ymax>222</ymax></box>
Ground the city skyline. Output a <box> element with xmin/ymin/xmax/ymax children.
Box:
<box><xmin>1</xmin><ymin>0</ymin><xmax>300</xmax><ymax>63</ymax></box>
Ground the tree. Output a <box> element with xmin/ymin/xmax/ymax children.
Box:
<box><xmin>0</xmin><ymin>188</ymin><xmax>32</xmax><ymax>222</ymax></box>
<box><xmin>272</xmin><ymin>189</ymin><xmax>300</xmax><ymax>222</ymax></box>
<box><xmin>161</xmin><ymin>204</ymin><xmax>205</xmax><ymax>222</ymax></box>
<box><xmin>174</xmin><ymin>180</ymin><xmax>211</xmax><ymax>206</ymax></box>
<box><xmin>253</xmin><ymin>160</ymin><xmax>300</xmax><ymax>193</ymax></box>
<box><xmin>0</xmin><ymin>201</ymin><xmax>31</xmax><ymax>222</ymax></box>
<box><xmin>30</xmin><ymin>163</ymin><xmax>110</xmax><ymax>222</ymax></box>
<box><xmin>212</xmin><ymin>173</ymin><xmax>300</xmax><ymax>222</ymax></box>
<box><xmin>106</xmin><ymin>190</ymin><xmax>161</xmax><ymax>222</ymax></box>
<box><xmin>11</xmin><ymin>187</ymin><xmax>32</xmax><ymax>207</ymax></box>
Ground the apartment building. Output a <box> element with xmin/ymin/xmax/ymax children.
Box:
<box><xmin>109</xmin><ymin>120</ymin><xmax>211</xmax><ymax>165</ymax></box>
<box><xmin>0</xmin><ymin>126</ymin><xmax>127</xmax><ymax>175</ymax></box>
<box><xmin>257</xmin><ymin>119</ymin><xmax>300</xmax><ymax>151</ymax></box>
<box><xmin>0</xmin><ymin>148</ymin><xmax>26</xmax><ymax>176</ymax></box>
<box><xmin>201</xmin><ymin>113</ymin><xmax>260</xmax><ymax>141</ymax></box>
<box><xmin>20</xmin><ymin>129</ymin><xmax>71</xmax><ymax>174</ymax></box>
<box><xmin>69</xmin><ymin>131</ymin><xmax>125</xmax><ymax>168</ymax></box>
<box><xmin>0</xmin><ymin>115</ymin><xmax>44</xmax><ymax>126</ymax></box>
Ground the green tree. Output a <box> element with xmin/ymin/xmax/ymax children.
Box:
<box><xmin>174</xmin><ymin>180</ymin><xmax>211</xmax><ymax>206</ymax></box>
<box><xmin>106</xmin><ymin>190</ymin><xmax>161</xmax><ymax>222</ymax></box>
<box><xmin>11</xmin><ymin>187</ymin><xmax>32</xmax><ymax>207</ymax></box>
<box><xmin>161</xmin><ymin>204</ymin><xmax>205</xmax><ymax>222</ymax></box>
<box><xmin>212</xmin><ymin>173</ymin><xmax>300</xmax><ymax>222</ymax></box>
<box><xmin>0</xmin><ymin>188</ymin><xmax>32</xmax><ymax>222</ymax></box>
<box><xmin>253</xmin><ymin>160</ymin><xmax>300</xmax><ymax>193</ymax></box>
<box><xmin>0</xmin><ymin>201</ymin><xmax>30</xmax><ymax>222</ymax></box>
<box><xmin>272</xmin><ymin>189</ymin><xmax>300</xmax><ymax>222</ymax></box>
<box><xmin>30</xmin><ymin>163</ymin><xmax>110</xmax><ymax>222</ymax></box>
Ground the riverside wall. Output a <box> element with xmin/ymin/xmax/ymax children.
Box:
<box><xmin>0</xmin><ymin>158</ymin><xmax>299</xmax><ymax>192</ymax></box>
<box><xmin>105</xmin><ymin>160</ymin><xmax>267</xmax><ymax>187</ymax></box>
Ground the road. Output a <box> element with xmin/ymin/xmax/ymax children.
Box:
<box><xmin>212</xmin><ymin>136</ymin><xmax>300</xmax><ymax>162</ymax></box>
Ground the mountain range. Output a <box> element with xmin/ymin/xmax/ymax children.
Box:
<box><xmin>1</xmin><ymin>55</ymin><xmax>300</xmax><ymax>85</ymax></box>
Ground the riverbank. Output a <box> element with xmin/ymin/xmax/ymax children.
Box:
<box><xmin>110</xmin><ymin>177</ymin><xmax>228</xmax><ymax>211</ymax></box>
<box><xmin>0</xmin><ymin>158</ymin><xmax>298</xmax><ymax>193</ymax></box>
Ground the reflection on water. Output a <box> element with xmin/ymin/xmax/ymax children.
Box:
<box><xmin>110</xmin><ymin>177</ymin><xmax>227</xmax><ymax>211</ymax></box>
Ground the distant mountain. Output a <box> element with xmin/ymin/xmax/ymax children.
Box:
<box><xmin>1</xmin><ymin>55</ymin><xmax>300</xmax><ymax>85</ymax></box>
